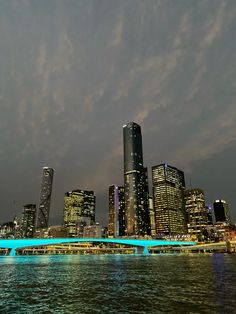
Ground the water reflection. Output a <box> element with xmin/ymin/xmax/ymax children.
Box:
<box><xmin>211</xmin><ymin>254</ymin><xmax>236</xmax><ymax>313</ymax></box>
<box><xmin>0</xmin><ymin>254</ymin><xmax>235</xmax><ymax>313</ymax></box>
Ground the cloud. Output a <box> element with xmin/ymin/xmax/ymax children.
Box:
<box><xmin>0</xmin><ymin>0</ymin><xmax>236</xmax><ymax>224</ymax></box>
<box><xmin>109</xmin><ymin>17</ymin><xmax>124</xmax><ymax>48</ymax></box>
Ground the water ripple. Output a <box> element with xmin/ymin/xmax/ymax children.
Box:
<box><xmin>0</xmin><ymin>254</ymin><xmax>235</xmax><ymax>313</ymax></box>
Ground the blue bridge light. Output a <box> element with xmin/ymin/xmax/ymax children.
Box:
<box><xmin>0</xmin><ymin>238</ymin><xmax>196</xmax><ymax>256</ymax></box>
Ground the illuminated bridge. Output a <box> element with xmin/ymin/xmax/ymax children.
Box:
<box><xmin>0</xmin><ymin>238</ymin><xmax>196</xmax><ymax>256</ymax></box>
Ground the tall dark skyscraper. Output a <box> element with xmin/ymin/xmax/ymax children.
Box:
<box><xmin>20</xmin><ymin>204</ymin><xmax>36</xmax><ymax>238</ymax></box>
<box><xmin>108</xmin><ymin>185</ymin><xmax>125</xmax><ymax>237</ymax></box>
<box><xmin>123</xmin><ymin>122</ymin><xmax>150</xmax><ymax>236</ymax></box>
<box><xmin>152</xmin><ymin>164</ymin><xmax>187</xmax><ymax>235</ymax></box>
<box><xmin>213</xmin><ymin>199</ymin><xmax>231</xmax><ymax>224</ymax></box>
<box><xmin>37</xmin><ymin>167</ymin><xmax>54</xmax><ymax>229</ymax></box>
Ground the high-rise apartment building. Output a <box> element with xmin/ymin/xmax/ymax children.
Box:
<box><xmin>123</xmin><ymin>122</ymin><xmax>150</xmax><ymax>236</ymax></box>
<box><xmin>64</xmin><ymin>189</ymin><xmax>96</xmax><ymax>237</ymax></box>
<box><xmin>185</xmin><ymin>188</ymin><xmax>208</xmax><ymax>235</ymax></box>
<box><xmin>152</xmin><ymin>164</ymin><xmax>187</xmax><ymax>235</ymax></box>
<box><xmin>213</xmin><ymin>199</ymin><xmax>231</xmax><ymax>224</ymax></box>
<box><xmin>20</xmin><ymin>204</ymin><xmax>37</xmax><ymax>238</ymax></box>
<box><xmin>108</xmin><ymin>185</ymin><xmax>125</xmax><ymax>237</ymax></box>
<box><xmin>37</xmin><ymin>167</ymin><xmax>54</xmax><ymax>228</ymax></box>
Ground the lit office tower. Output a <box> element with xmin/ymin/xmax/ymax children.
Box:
<box><xmin>185</xmin><ymin>189</ymin><xmax>208</xmax><ymax>235</ymax></box>
<box><xmin>108</xmin><ymin>185</ymin><xmax>125</xmax><ymax>237</ymax></box>
<box><xmin>123</xmin><ymin>122</ymin><xmax>150</xmax><ymax>236</ymax></box>
<box><xmin>20</xmin><ymin>204</ymin><xmax>36</xmax><ymax>238</ymax></box>
<box><xmin>213</xmin><ymin>199</ymin><xmax>231</xmax><ymax>224</ymax></box>
<box><xmin>64</xmin><ymin>189</ymin><xmax>96</xmax><ymax>237</ymax></box>
<box><xmin>37</xmin><ymin>167</ymin><xmax>54</xmax><ymax>228</ymax></box>
<box><xmin>152</xmin><ymin>164</ymin><xmax>187</xmax><ymax>235</ymax></box>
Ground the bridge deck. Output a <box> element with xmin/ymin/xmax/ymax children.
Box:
<box><xmin>0</xmin><ymin>238</ymin><xmax>196</xmax><ymax>256</ymax></box>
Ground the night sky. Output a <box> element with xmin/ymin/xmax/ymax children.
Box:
<box><xmin>0</xmin><ymin>0</ymin><xmax>236</xmax><ymax>226</ymax></box>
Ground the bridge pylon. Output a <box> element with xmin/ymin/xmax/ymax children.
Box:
<box><xmin>134</xmin><ymin>246</ymin><xmax>149</xmax><ymax>255</ymax></box>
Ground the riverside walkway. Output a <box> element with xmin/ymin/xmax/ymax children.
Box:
<box><xmin>0</xmin><ymin>238</ymin><xmax>196</xmax><ymax>256</ymax></box>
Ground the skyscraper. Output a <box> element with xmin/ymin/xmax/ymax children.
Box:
<box><xmin>108</xmin><ymin>185</ymin><xmax>125</xmax><ymax>237</ymax></box>
<box><xmin>123</xmin><ymin>122</ymin><xmax>150</xmax><ymax>236</ymax></box>
<box><xmin>20</xmin><ymin>204</ymin><xmax>36</xmax><ymax>238</ymax></box>
<box><xmin>64</xmin><ymin>189</ymin><xmax>96</xmax><ymax>237</ymax></box>
<box><xmin>213</xmin><ymin>199</ymin><xmax>231</xmax><ymax>224</ymax></box>
<box><xmin>37</xmin><ymin>167</ymin><xmax>54</xmax><ymax>228</ymax></box>
<box><xmin>185</xmin><ymin>188</ymin><xmax>208</xmax><ymax>235</ymax></box>
<box><xmin>152</xmin><ymin>164</ymin><xmax>187</xmax><ymax>235</ymax></box>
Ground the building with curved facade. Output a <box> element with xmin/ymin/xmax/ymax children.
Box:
<box><xmin>123</xmin><ymin>122</ymin><xmax>150</xmax><ymax>236</ymax></box>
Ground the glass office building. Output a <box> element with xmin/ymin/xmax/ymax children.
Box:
<box><xmin>185</xmin><ymin>188</ymin><xmax>208</xmax><ymax>235</ymax></box>
<box><xmin>64</xmin><ymin>189</ymin><xmax>96</xmax><ymax>237</ymax></box>
<box><xmin>152</xmin><ymin>164</ymin><xmax>187</xmax><ymax>235</ymax></box>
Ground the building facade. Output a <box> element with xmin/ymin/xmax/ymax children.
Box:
<box><xmin>123</xmin><ymin>122</ymin><xmax>150</xmax><ymax>236</ymax></box>
<box><xmin>213</xmin><ymin>199</ymin><xmax>231</xmax><ymax>224</ymax></box>
<box><xmin>64</xmin><ymin>189</ymin><xmax>96</xmax><ymax>237</ymax></box>
<box><xmin>37</xmin><ymin>167</ymin><xmax>54</xmax><ymax>228</ymax></box>
<box><xmin>152</xmin><ymin>164</ymin><xmax>187</xmax><ymax>235</ymax></box>
<box><xmin>83</xmin><ymin>223</ymin><xmax>102</xmax><ymax>238</ymax></box>
<box><xmin>206</xmin><ymin>205</ymin><xmax>213</xmax><ymax>225</ymax></box>
<box><xmin>20</xmin><ymin>204</ymin><xmax>37</xmax><ymax>238</ymax></box>
<box><xmin>185</xmin><ymin>188</ymin><xmax>209</xmax><ymax>235</ymax></box>
<box><xmin>149</xmin><ymin>196</ymin><xmax>156</xmax><ymax>237</ymax></box>
<box><xmin>0</xmin><ymin>217</ymin><xmax>19</xmax><ymax>239</ymax></box>
<box><xmin>108</xmin><ymin>185</ymin><xmax>125</xmax><ymax>237</ymax></box>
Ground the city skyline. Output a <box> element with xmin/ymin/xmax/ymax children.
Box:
<box><xmin>0</xmin><ymin>125</ymin><xmax>234</xmax><ymax>228</ymax></box>
<box><xmin>0</xmin><ymin>1</ymin><xmax>236</xmax><ymax>225</ymax></box>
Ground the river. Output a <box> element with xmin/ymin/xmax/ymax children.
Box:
<box><xmin>0</xmin><ymin>254</ymin><xmax>236</xmax><ymax>313</ymax></box>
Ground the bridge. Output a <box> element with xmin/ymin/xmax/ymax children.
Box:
<box><xmin>0</xmin><ymin>238</ymin><xmax>196</xmax><ymax>256</ymax></box>
<box><xmin>174</xmin><ymin>240</ymin><xmax>236</xmax><ymax>253</ymax></box>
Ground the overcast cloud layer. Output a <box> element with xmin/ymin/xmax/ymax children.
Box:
<box><xmin>0</xmin><ymin>0</ymin><xmax>236</xmax><ymax>225</ymax></box>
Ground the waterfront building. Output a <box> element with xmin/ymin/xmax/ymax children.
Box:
<box><xmin>76</xmin><ymin>217</ymin><xmax>93</xmax><ymax>237</ymax></box>
<box><xmin>48</xmin><ymin>226</ymin><xmax>67</xmax><ymax>238</ymax></box>
<box><xmin>185</xmin><ymin>189</ymin><xmax>208</xmax><ymax>235</ymax></box>
<box><xmin>123</xmin><ymin>122</ymin><xmax>150</xmax><ymax>236</ymax></box>
<box><xmin>149</xmin><ymin>196</ymin><xmax>156</xmax><ymax>237</ymax></box>
<box><xmin>83</xmin><ymin>223</ymin><xmax>102</xmax><ymax>238</ymax></box>
<box><xmin>37</xmin><ymin>167</ymin><xmax>54</xmax><ymax>229</ymax></box>
<box><xmin>64</xmin><ymin>189</ymin><xmax>96</xmax><ymax>237</ymax></box>
<box><xmin>34</xmin><ymin>225</ymin><xmax>67</xmax><ymax>238</ymax></box>
<box><xmin>0</xmin><ymin>217</ymin><xmax>19</xmax><ymax>239</ymax></box>
<box><xmin>108</xmin><ymin>185</ymin><xmax>125</xmax><ymax>237</ymax></box>
<box><xmin>213</xmin><ymin>199</ymin><xmax>231</xmax><ymax>224</ymax></box>
<box><xmin>102</xmin><ymin>226</ymin><xmax>108</xmax><ymax>238</ymax></box>
<box><xmin>34</xmin><ymin>228</ymin><xmax>49</xmax><ymax>238</ymax></box>
<box><xmin>152</xmin><ymin>164</ymin><xmax>187</xmax><ymax>235</ymax></box>
<box><xmin>20</xmin><ymin>204</ymin><xmax>37</xmax><ymax>238</ymax></box>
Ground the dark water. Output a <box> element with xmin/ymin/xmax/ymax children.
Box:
<box><xmin>0</xmin><ymin>254</ymin><xmax>236</xmax><ymax>314</ymax></box>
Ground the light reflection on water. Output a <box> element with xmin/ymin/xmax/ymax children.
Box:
<box><xmin>0</xmin><ymin>254</ymin><xmax>236</xmax><ymax>313</ymax></box>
